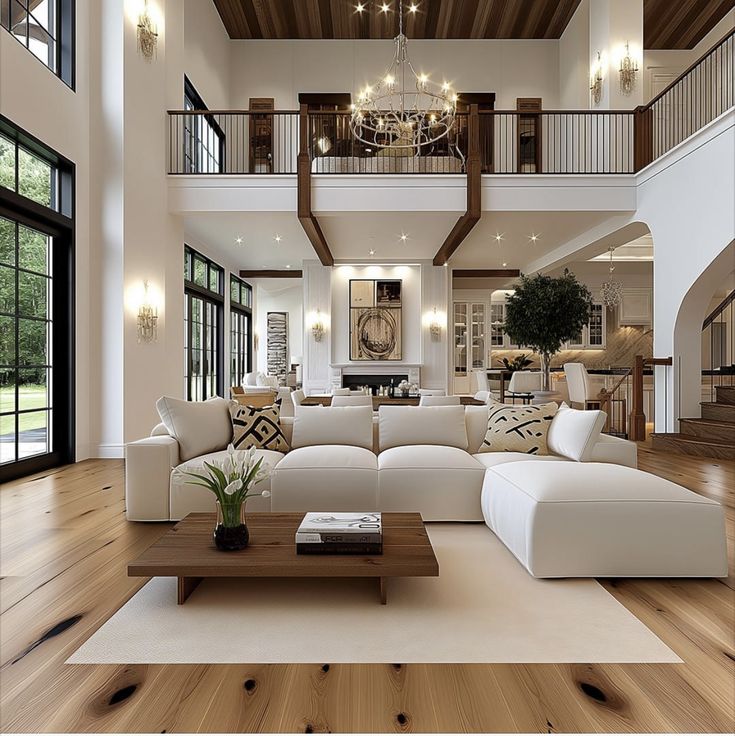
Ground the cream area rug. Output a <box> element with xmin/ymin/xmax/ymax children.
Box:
<box><xmin>68</xmin><ymin>525</ymin><xmax>680</xmax><ymax>664</ymax></box>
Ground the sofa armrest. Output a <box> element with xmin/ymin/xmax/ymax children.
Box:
<box><xmin>125</xmin><ymin>436</ymin><xmax>180</xmax><ymax>521</ymax></box>
<box><xmin>588</xmin><ymin>434</ymin><xmax>638</xmax><ymax>468</ymax></box>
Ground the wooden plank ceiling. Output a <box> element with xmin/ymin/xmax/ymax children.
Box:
<box><xmin>213</xmin><ymin>0</ymin><xmax>735</xmax><ymax>47</ymax></box>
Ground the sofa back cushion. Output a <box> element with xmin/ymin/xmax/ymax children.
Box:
<box><xmin>477</xmin><ymin>402</ymin><xmax>558</xmax><ymax>455</ymax></box>
<box><xmin>547</xmin><ymin>403</ymin><xmax>607</xmax><ymax>461</ymax></box>
<box><xmin>378</xmin><ymin>405</ymin><xmax>468</xmax><ymax>451</ymax></box>
<box><xmin>465</xmin><ymin>405</ymin><xmax>491</xmax><ymax>454</ymax></box>
<box><xmin>291</xmin><ymin>405</ymin><xmax>373</xmax><ymax>450</ymax></box>
<box><xmin>155</xmin><ymin>396</ymin><xmax>232</xmax><ymax>462</ymax></box>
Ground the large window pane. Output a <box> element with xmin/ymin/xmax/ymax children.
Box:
<box><xmin>0</xmin><ymin>264</ymin><xmax>15</xmax><ymax>313</ymax></box>
<box><xmin>18</xmin><ymin>223</ymin><xmax>49</xmax><ymax>275</ymax></box>
<box><xmin>0</xmin><ymin>136</ymin><xmax>15</xmax><ymax>192</ymax></box>
<box><xmin>18</xmin><ymin>369</ymin><xmax>49</xmax><ymax>410</ymax></box>
<box><xmin>18</xmin><ymin>318</ymin><xmax>48</xmax><ymax>366</ymax></box>
<box><xmin>17</xmin><ymin>410</ymin><xmax>48</xmax><ymax>459</ymax></box>
<box><xmin>18</xmin><ymin>148</ymin><xmax>53</xmax><ymax>208</ymax></box>
<box><xmin>18</xmin><ymin>271</ymin><xmax>48</xmax><ymax>318</ymax></box>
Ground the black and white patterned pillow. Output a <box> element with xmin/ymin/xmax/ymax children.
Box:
<box><xmin>478</xmin><ymin>402</ymin><xmax>559</xmax><ymax>455</ymax></box>
<box><xmin>230</xmin><ymin>404</ymin><xmax>290</xmax><ymax>453</ymax></box>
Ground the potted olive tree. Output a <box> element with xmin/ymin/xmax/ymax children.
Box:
<box><xmin>503</xmin><ymin>271</ymin><xmax>593</xmax><ymax>393</ymax></box>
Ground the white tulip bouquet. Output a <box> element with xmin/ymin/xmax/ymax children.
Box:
<box><xmin>178</xmin><ymin>444</ymin><xmax>272</xmax><ymax>529</ymax></box>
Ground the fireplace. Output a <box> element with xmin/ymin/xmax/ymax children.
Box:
<box><xmin>342</xmin><ymin>373</ymin><xmax>408</xmax><ymax>395</ymax></box>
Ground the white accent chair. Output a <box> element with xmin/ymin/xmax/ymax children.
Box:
<box><xmin>506</xmin><ymin>371</ymin><xmax>544</xmax><ymax>403</ymax></box>
<box><xmin>419</xmin><ymin>388</ymin><xmax>446</xmax><ymax>397</ymax></box>
<box><xmin>331</xmin><ymin>394</ymin><xmax>373</xmax><ymax>407</ymax></box>
<box><xmin>473</xmin><ymin>369</ymin><xmax>493</xmax><ymax>402</ymax></box>
<box><xmin>419</xmin><ymin>395</ymin><xmax>461</xmax><ymax>406</ymax></box>
<box><xmin>564</xmin><ymin>363</ymin><xmax>605</xmax><ymax>409</ymax></box>
<box><xmin>291</xmin><ymin>388</ymin><xmax>305</xmax><ymax>407</ymax></box>
<box><xmin>331</xmin><ymin>387</ymin><xmax>352</xmax><ymax>396</ymax></box>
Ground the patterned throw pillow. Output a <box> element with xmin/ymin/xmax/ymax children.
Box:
<box><xmin>230</xmin><ymin>404</ymin><xmax>290</xmax><ymax>453</ymax></box>
<box><xmin>478</xmin><ymin>402</ymin><xmax>559</xmax><ymax>455</ymax></box>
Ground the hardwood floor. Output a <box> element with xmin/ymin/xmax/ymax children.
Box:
<box><xmin>1</xmin><ymin>449</ymin><xmax>733</xmax><ymax>733</ymax></box>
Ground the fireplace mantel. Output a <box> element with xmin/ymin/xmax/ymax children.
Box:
<box><xmin>330</xmin><ymin>363</ymin><xmax>422</xmax><ymax>390</ymax></box>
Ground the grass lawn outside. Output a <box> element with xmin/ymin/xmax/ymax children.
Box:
<box><xmin>0</xmin><ymin>384</ymin><xmax>48</xmax><ymax>434</ymax></box>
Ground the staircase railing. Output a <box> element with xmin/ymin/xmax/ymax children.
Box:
<box><xmin>598</xmin><ymin>369</ymin><xmax>633</xmax><ymax>437</ymax></box>
<box><xmin>702</xmin><ymin>289</ymin><xmax>735</xmax><ymax>403</ymax></box>
<box><xmin>630</xmin><ymin>355</ymin><xmax>673</xmax><ymax>441</ymax></box>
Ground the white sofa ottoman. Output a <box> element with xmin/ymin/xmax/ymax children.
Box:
<box><xmin>481</xmin><ymin>461</ymin><xmax>728</xmax><ymax>578</ymax></box>
<box><xmin>271</xmin><ymin>445</ymin><xmax>378</xmax><ymax>512</ymax></box>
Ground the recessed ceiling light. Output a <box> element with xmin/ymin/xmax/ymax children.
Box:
<box><xmin>355</xmin><ymin>2</ymin><xmax>365</xmax><ymax>12</ymax></box>
<box><xmin>400</xmin><ymin>232</ymin><xmax>408</xmax><ymax>243</ymax></box>
<box><xmin>286</xmin><ymin>264</ymin><xmax>291</xmax><ymax>269</ymax></box>
<box><xmin>409</xmin><ymin>3</ymin><xmax>419</xmax><ymax>13</ymax></box>
<box><xmin>369</xmin><ymin>249</ymin><xmax>375</xmax><ymax>256</ymax></box>
<box><xmin>529</xmin><ymin>233</ymin><xmax>540</xmax><ymax>243</ymax></box>
<box><xmin>494</xmin><ymin>232</ymin><xmax>504</xmax><ymax>243</ymax></box>
<box><xmin>274</xmin><ymin>234</ymin><xmax>282</xmax><ymax>243</ymax></box>
<box><xmin>380</xmin><ymin>3</ymin><xmax>390</xmax><ymax>13</ymax></box>
<box><xmin>502</xmin><ymin>262</ymin><xmax>507</xmax><ymax>267</ymax></box>
<box><xmin>235</xmin><ymin>237</ymin><xmax>243</xmax><ymax>244</ymax></box>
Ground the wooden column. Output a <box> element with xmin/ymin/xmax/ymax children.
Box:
<box><xmin>297</xmin><ymin>103</ymin><xmax>334</xmax><ymax>266</ymax></box>
<box><xmin>629</xmin><ymin>354</ymin><xmax>647</xmax><ymax>441</ymax></box>
<box><xmin>433</xmin><ymin>104</ymin><xmax>482</xmax><ymax>266</ymax></box>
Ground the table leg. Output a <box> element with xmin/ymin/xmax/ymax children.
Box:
<box><xmin>379</xmin><ymin>577</ymin><xmax>387</xmax><ymax>605</ymax></box>
<box><xmin>177</xmin><ymin>576</ymin><xmax>203</xmax><ymax>605</ymax></box>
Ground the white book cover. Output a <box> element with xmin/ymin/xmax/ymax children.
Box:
<box><xmin>296</xmin><ymin>512</ymin><xmax>382</xmax><ymax>535</ymax></box>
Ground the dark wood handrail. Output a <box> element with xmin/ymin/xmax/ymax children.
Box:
<box><xmin>645</xmin><ymin>28</ymin><xmax>735</xmax><ymax>109</ymax></box>
<box><xmin>703</xmin><ymin>289</ymin><xmax>735</xmax><ymax>329</ymax></box>
<box><xmin>629</xmin><ymin>355</ymin><xmax>673</xmax><ymax>441</ymax></box>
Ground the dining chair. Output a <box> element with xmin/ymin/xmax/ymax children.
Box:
<box><xmin>563</xmin><ymin>363</ymin><xmax>604</xmax><ymax>409</ymax></box>
<box><xmin>419</xmin><ymin>395</ymin><xmax>461</xmax><ymax>406</ymax></box>
<box><xmin>506</xmin><ymin>371</ymin><xmax>544</xmax><ymax>404</ymax></box>
<box><xmin>331</xmin><ymin>395</ymin><xmax>373</xmax><ymax>407</ymax></box>
<box><xmin>472</xmin><ymin>369</ymin><xmax>494</xmax><ymax>402</ymax></box>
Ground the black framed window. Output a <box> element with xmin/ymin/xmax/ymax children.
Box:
<box><xmin>0</xmin><ymin>115</ymin><xmax>74</xmax><ymax>482</ymax></box>
<box><xmin>184</xmin><ymin>246</ymin><xmax>224</xmax><ymax>401</ymax></box>
<box><xmin>0</xmin><ymin>0</ymin><xmax>74</xmax><ymax>88</ymax></box>
<box><xmin>230</xmin><ymin>274</ymin><xmax>252</xmax><ymax>387</ymax></box>
<box><xmin>183</xmin><ymin>77</ymin><xmax>224</xmax><ymax>174</ymax></box>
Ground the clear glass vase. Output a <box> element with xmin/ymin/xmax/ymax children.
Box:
<box><xmin>213</xmin><ymin>499</ymin><xmax>249</xmax><ymax>551</ymax></box>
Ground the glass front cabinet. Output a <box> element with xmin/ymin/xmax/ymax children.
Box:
<box><xmin>453</xmin><ymin>301</ymin><xmax>486</xmax><ymax>394</ymax></box>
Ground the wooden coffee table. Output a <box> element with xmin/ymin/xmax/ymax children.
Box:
<box><xmin>128</xmin><ymin>512</ymin><xmax>439</xmax><ymax>605</ymax></box>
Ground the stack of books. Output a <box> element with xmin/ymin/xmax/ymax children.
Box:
<box><xmin>295</xmin><ymin>512</ymin><xmax>383</xmax><ymax>555</ymax></box>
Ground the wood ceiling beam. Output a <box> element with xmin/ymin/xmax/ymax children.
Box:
<box><xmin>239</xmin><ymin>270</ymin><xmax>303</xmax><ymax>279</ymax></box>
<box><xmin>297</xmin><ymin>104</ymin><xmax>335</xmax><ymax>267</ymax></box>
<box><xmin>452</xmin><ymin>269</ymin><xmax>521</xmax><ymax>278</ymax></box>
<box><xmin>433</xmin><ymin>105</ymin><xmax>482</xmax><ymax>266</ymax></box>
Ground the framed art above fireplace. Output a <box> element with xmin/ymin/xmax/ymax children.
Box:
<box><xmin>349</xmin><ymin>279</ymin><xmax>402</xmax><ymax>361</ymax></box>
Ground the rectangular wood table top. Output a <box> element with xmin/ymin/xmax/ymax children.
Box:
<box><xmin>128</xmin><ymin>512</ymin><xmax>439</xmax><ymax>605</ymax></box>
<box><xmin>301</xmin><ymin>396</ymin><xmax>484</xmax><ymax>407</ymax></box>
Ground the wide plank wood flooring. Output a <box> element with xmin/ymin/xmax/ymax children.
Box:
<box><xmin>0</xmin><ymin>447</ymin><xmax>733</xmax><ymax>733</ymax></box>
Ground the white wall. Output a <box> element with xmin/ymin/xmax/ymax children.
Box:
<box><xmin>559</xmin><ymin>0</ymin><xmax>590</xmax><ymax>109</ymax></box>
<box><xmin>228</xmin><ymin>39</ymin><xmax>561</xmax><ymax>110</ymax></box>
<box><xmin>251</xmin><ymin>279</ymin><xmax>304</xmax><ymax>375</ymax></box>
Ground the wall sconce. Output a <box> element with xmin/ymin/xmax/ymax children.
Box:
<box><xmin>311</xmin><ymin>310</ymin><xmax>325</xmax><ymax>342</ymax></box>
<box><xmin>618</xmin><ymin>42</ymin><xmax>639</xmax><ymax>95</ymax></box>
<box><xmin>590</xmin><ymin>51</ymin><xmax>603</xmax><ymax>105</ymax></box>
<box><xmin>429</xmin><ymin>307</ymin><xmax>442</xmax><ymax>341</ymax></box>
<box><xmin>137</xmin><ymin>280</ymin><xmax>158</xmax><ymax>343</ymax></box>
<box><xmin>137</xmin><ymin>0</ymin><xmax>159</xmax><ymax>61</ymax></box>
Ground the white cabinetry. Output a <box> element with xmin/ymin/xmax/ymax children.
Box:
<box><xmin>618</xmin><ymin>288</ymin><xmax>652</xmax><ymax>326</ymax></box>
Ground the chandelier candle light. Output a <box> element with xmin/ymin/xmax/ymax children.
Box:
<box><xmin>600</xmin><ymin>247</ymin><xmax>623</xmax><ymax>309</ymax></box>
<box><xmin>350</xmin><ymin>0</ymin><xmax>457</xmax><ymax>150</ymax></box>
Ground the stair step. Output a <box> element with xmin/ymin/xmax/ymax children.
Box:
<box><xmin>651</xmin><ymin>432</ymin><xmax>735</xmax><ymax>460</ymax></box>
<box><xmin>701</xmin><ymin>402</ymin><xmax>735</xmax><ymax>422</ymax></box>
<box><xmin>715</xmin><ymin>385</ymin><xmax>735</xmax><ymax>405</ymax></box>
<box><xmin>679</xmin><ymin>417</ymin><xmax>735</xmax><ymax>442</ymax></box>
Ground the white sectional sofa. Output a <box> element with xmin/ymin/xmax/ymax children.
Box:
<box><xmin>124</xmin><ymin>399</ymin><xmax>727</xmax><ymax>578</ymax></box>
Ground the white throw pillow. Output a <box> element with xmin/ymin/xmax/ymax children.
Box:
<box><xmin>547</xmin><ymin>403</ymin><xmax>607</xmax><ymax>461</ymax></box>
<box><xmin>378</xmin><ymin>405</ymin><xmax>468</xmax><ymax>451</ymax></box>
<box><xmin>465</xmin><ymin>405</ymin><xmax>491</xmax><ymax>454</ymax></box>
<box><xmin>291</xmin><ymin>405</ymin><xmax>373</xmax><ymax>450</ymax></box>
<box><xmin>478</xmin><ymin>402</ymin><xmax>558</xmax><ymax>455</ymax></box>
<box><xmin>155</xmin><ymin>396</ymin><xmax>232</xmax><ymax>462</ymax></box>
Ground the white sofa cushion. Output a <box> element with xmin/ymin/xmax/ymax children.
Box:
<box><xmin>478</xmin><ymin>402</ymin><xmax>558</xmax><ymax>455</ymax></box>
<box><xmin>473</xmin><ymin>452</ymin><xmax>567</xmax><ymax>469</ymax></box>
<box><xmin>155</xmin><ymin>396</ymin><xmax>232</xmax><ymax>462</ymax></box>
<box><xmin>481</xmin><ymin>461</ymin><xmax>728</xmax><ymax>578</ymax></box>
<box><xmin>547</xmin><ymin>403</ymin><xmax>607</xmax><ymax>461</ymax></box>
<box><xmin>291</xmin><ymin>405</ymin><xmax>373</xmax><ymax>450</ymax></box>
<box><xmin>170</xmin><ymin>449</ymin><xmax>282</xmax><ymax>521</ymax></box>
<box><xmin>377</xmin><ymin>445</ymin><xmax>485</xmax><ymax>521</ymax></box>
<box><xmin>465</xmin><ymin>405</ymin><xmax>490</xmax><ymax>454</ymax></box>
<box><xmin>378</xmin><ymin>405</ymin><xmax>468</xmax><ymax>451</ymax></box>
<box><xmin>271</xmin><ymin>445</ymin><xmax>378</xmax><ymax>512</ymax></box>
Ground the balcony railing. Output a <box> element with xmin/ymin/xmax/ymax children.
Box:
<box><xmin>167</xmin><ymin>29</ymin><xmax>733</xmax><ymax>176</ymax></box>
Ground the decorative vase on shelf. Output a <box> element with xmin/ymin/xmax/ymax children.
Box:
<box><xmin>214</xmin><ymin>500</ymin><xmax>249</xmax><ymax>551</ymax></box>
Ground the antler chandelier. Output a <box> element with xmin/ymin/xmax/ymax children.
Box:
<box><xmin>600</xmin><ymin>247</ymin><xmax>623</xmax><ymax>309</ymax></box>
<box><xmin>350</xmin><ymin>0</ymin><xmax>457</xmax><ymax>150</ymax></box>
